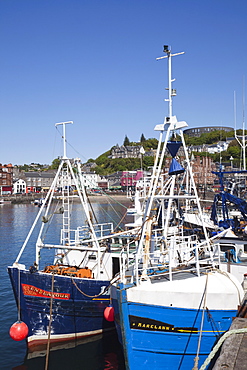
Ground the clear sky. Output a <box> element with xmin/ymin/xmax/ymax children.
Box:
<box><xmin>1</xmin><ymin>0</ymin><xmax>246</xmax><ymax>165</ymax></box>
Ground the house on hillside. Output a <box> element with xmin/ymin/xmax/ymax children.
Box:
<box><xmin>187</xmin><ymin>144</ymin><xmax>208</xmax><ymax>153</ymax></box>
<box><xmin>81</xmin><ymin>162</ymin><xmax>97</xmax><ymax>172</ymax></box>
<box><xmin>110</xmin><ymin>145</ymin><xmax>144</xmax><ymax>159</ymax></box>
<box><xmin>207</xmin><ymin>141</ymin><xmax>230</xmax><ymax>154</ymax></box>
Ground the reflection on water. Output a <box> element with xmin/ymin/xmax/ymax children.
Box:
<box><xmin>14</xmin><ymin>331</ymin><xmax>125</xmax><ymax>370</ymax></box>
<box><xmin>0</xmin><ymin>202</ymin><xmax>129</xmax><ymax>370</ymax></box>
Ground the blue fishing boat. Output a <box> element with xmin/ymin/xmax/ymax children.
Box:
<box><xmin>206</xmin><ymin>168</ymin><xmax>247</xmax><ymax>282</ymax></box>
<box><xmin>8</xmin><ymin>121</ymin><xmax>137</xmax><ymax>351</ymax></box>
<box><xmin>111</xmin><ymin>46</ymin><xmax>245</xmax><ymax>369</ymax></box>
<box><xmin>210</xmin><ymin>168</ymin><xmax>247</xmax><ymax>233</ymax></box>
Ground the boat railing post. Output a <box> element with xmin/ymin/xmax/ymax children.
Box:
<box><xmin>195</xmin><ymin>241</ymin><xmax>200</xmax><ymax>277</ymax></box>
<box><xmin>168</xmin><ymin>241</ymin><xmax>172</xmax><ymax>281</ymax></box>
<box><xmin>216</xmin><ymin>243</ymin><xmax>221</xmax><ymax>266</ymax></box>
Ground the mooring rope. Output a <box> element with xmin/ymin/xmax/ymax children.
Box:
<box><xmin>177</xmin><ymin>274</ymin><xmax>209</xmax><ymax>370</ymax></box>
<box><xmin>71</xmin><ymin>275</ymin><xmax>120</xmax><ymax>298</ymax></box>
<box><xmin>45</xmin><ymin>272</ymin><xmax>55</xmax><ymax>370</ymax></box>
<box><xmin>17</xmin><ymin>268</ymin><xmax>21</xmax><ymax>322</ymax></box>
<box><xmin>192</xmin><ymin>273</ymin><xmax>209</xmax><ymax>370</ymax></box>
<box><xmin>199</xmin><ymin>327</ymin><xmax>247</xmax><ymax>370</ymax></box>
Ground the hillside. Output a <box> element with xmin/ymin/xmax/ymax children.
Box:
<box><xmin>16</xmin><ymin>129</ymin><xmax>244</xmax><ymax>174</ymax></box>
<box><xmin>88</xmin><ymin>129</ymin><xmax>243</xmax><ymax>175</ymax></box>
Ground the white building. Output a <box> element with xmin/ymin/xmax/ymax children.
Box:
<box><xmin>81</xmin><ymin>173</ymin><xmax>99</xmax><ymax>189</ymax></box>
<box><xmin>207</xmin><ymin>141</ymin><xmax>229</xmax><ymax>154</ymax></box>
<box><xmin>13</xmin><ymin>179</ymin><xmax>26</xmax><ymax>194</ymax></box>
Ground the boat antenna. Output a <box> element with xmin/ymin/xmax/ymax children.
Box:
<box><xmin>156</xmin><ymin>45</ymin><xmax>185</xmax><ymax>118</ymax></box>
<box><xmin>55</xmin><ymin>121</ymin><xmax>73</xmax><ymax>159</ymax></box>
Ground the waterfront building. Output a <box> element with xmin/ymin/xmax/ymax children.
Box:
<box><xmin>25</xmin><ymin>171</ymin><xmax>56</xmax><ymax>192</ymax></box>
<box><xmin>13</xmin><ymin>179</ymin><xmax>26</xmax><ymax>194</ymax></box>
<box><xmin>0</xmin><ymin>163</ymin><xmax>13</xmax><ymax>195</ymax></box>
<box><xmin>80</xmin><ymin>172</ymin><xmax>99</xmax><ymax>189</ymax></box>
<box><xmin>121</xmin><ymin>170</ymin><xmax>144</xmax><ymax>191</ymax></box>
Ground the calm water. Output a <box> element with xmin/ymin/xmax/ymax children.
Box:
<box><xmin>0</xmin><ymin>202</ymin><xmax>128</xmax><ymax>370</ymax></box>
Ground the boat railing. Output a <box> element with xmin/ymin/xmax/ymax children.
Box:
<box><xmin>119</xmin><ymin>234</ymin><xmax>222</xmax><ymax>285</ymax></box>
<box><xmin>60</xmin><ymin>222</ymin><xmax>114</xmax><ymax>245</ymax></box>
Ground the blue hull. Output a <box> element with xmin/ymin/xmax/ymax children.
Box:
<box><xmin>112</xmin><ymin>286</ymin><xmax>237</xmax><ymax>370</ymax></box>
<box><xmin>8</xmin><ymin>267</ymin><xmax>114</xmax><ymax>350</ymax></box>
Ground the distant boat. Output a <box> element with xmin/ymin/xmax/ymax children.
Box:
<box><xmin>8</xmin><ymin>121</ymin><xmax>137</xmax><ymax>352</ymax></box>
<box><xmin>110</xmin><ymin>46</ymin><xmax>244</xmax><ymax>370</ymax></box>
<box><xmin>0</xmin><ymin>199</ymin><xmax>11</xmax><ymax>205</ymax></box>
<box><xmin>33</xmin><ymin>198</ymin><xmax>45</xmax><ymax>207</ymax></box>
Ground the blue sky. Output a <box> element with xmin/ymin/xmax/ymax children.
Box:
<box><xmin>1</xmin><ymin>0</ymin><xmax>246</xmax><ymax>165</ymax></box>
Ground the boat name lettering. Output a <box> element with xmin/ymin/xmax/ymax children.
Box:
<box><xmin>129</xmin><ymin>315</ymin><xmax>198</xmax><ymax>334</ymax></box>
<box><xmin>22</xmin><ymin>284</ymin><xmax>70</xmax><ymax>300</ymax></box>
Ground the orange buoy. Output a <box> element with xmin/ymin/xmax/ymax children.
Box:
<box><xmin>9</xmin><ymin>321</ymin><xmax>28</xmax><ymax>341</ymax></box>
<box><xmin>104</xmin><ymin>306</ymin><xmax>115</xmax><ymax>322</ymax></box>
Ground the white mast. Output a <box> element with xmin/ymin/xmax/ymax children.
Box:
<box><xmin>55</xmin><ymin>121</ymin><xmax>73</xmax><ymax>159</ymax></box>
<box><xmin>156</xmin><ymin>45</ymin><xmax>184</xmax><ymax>118</ymax></box>
<box><xmin>137</xmin><ymin>46</ymin><xmax>185</xmax><ymax>255</ymax></box>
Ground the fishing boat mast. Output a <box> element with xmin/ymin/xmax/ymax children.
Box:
<box><xmin>135</xmin><ymin>45</ymin><xmax>215</xmax><ymax>270</ymax></box>
<box><xmin>156</xmin><ymin>45</ymin><xmax>184</xmax><ymax>118</ymax></box>
<box><xmin>55</xmin><ymin>121</ymin><xmax>73</xmax><ymax>248</ymax></box>
<box><xmin>55</xmin><ymin>121</ymin><xmax>73</xmax><ymax>159</ymax></box>
<box><xmin>136</xmin><ymin>46</ymin><xmax>186</xmax><ymax>255</ymax></box>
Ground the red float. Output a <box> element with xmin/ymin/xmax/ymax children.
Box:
<box><xmin>9</xmin><ymin>321</ymin><xmax>28</xmax><ymax>341</ymax></box>
<box><xmin>104</xmin><ymin>306</ymin><xmax>115</xmax><ymax>322</ymax></box>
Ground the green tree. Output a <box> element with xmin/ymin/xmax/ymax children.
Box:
<box><xmin>142</xmin><ymin>138</ymin><xmax>159</xmax><ymax>150</ymax></box>
<box><xmin>50</xmin><ymin>158</ymin><xmax>60</xmax><ymax>169</ymax></box>
<box><xmin>123</xmin><ymin>135</ymin><xmax>130</xmax><ymax>146</ymax></box>
<box><xmin>140</xmin><ymin>133</ymin><xmax>146</xmax><ymax>142</ymax></box>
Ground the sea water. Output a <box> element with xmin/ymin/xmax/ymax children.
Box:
<box><xmin>0</xmin><ymin>202</ymin><xmax>127</xmax><ymax>370</ymax></box>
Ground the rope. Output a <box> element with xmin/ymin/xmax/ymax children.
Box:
<box><xmin>217</xmin><ymin>269</ymin><xmax>243</xmax><ymax>304</ymax></box>
<box><xmin>177</xmin><ymin>274</ymin><xmax>210</xmax><ymax>370</ymax></box>
<box><xmin>206</xmin><ymin>307</ymin><xmax>221</xmax><ymax>336</ymax></box>
<box><xmin>71</xmin><ymin>277</ymin><xmax>112</xmax><ymax>298</ymax></box>
<box><xmin>17</xmin><ymin>268</ymin><xmax>21</xmax><ymax>322</ymax></box>
<box><xmin>192</xmin><ymin>273</ymin><xmax>209</xmax><ymax>370</ymax></box>
<box><xmin>45</xmin><ymin>272</ymin><xmax>55</xmax><ymax>370</ymax></box>
<box><xmin>113</xmin><ymin>209</ymin><xmax>128</xmax><ymax>231</ymax></box>
<box><xmin>199</xmin><ymin>328</ymin><xmax>247</xmax><ymax>370</ymax></box>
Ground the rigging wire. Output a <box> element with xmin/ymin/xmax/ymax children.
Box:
<box><xmin>55</xmin><ymin>125</ymin><xmax>88</xmax><ymax>162</ymax></box>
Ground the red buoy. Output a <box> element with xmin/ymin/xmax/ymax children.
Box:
<box><xmin>9</xmin><ymin>321</ymin><xmax>28</xmax><ymax>341</ymax></box>
<box><xmin>104</xmin><ymin>306</ymin><xmax>115</xmax><ymax>322</ymax></box>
